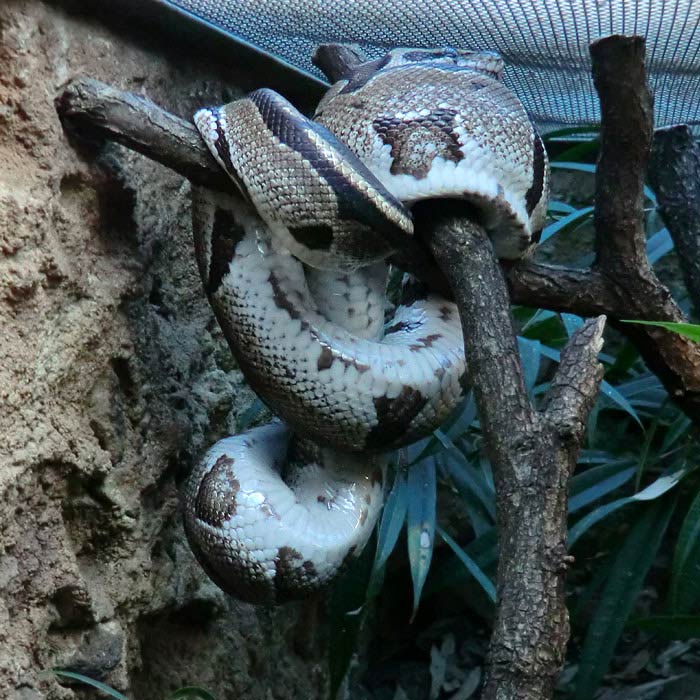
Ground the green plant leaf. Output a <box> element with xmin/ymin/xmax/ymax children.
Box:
<box><xmin>52</xmin><ymin>670</ymin><xmax>129</xmax><ymax>700</ymax></box>
<box><xmin>540</xmin><ymin>206</ymin><xmax>593</xmax><ymax>244</ymax></box>
<box><xmin>424</xmin><ymin>529</ymin><xmax>498</xmax><ymax>597</ymax></box>
<box><xmin>328</xmin><ymin>539</ymin><xmax>375</xmax><ymax>699</ymax></box>
<box><xmin>368</xmin><ymin>469</ymin><xmax>408</xmax><ymax>597</ymax></box>
<box><xmin>406</xmin><ymin>457</ymin><xmax>437</xmax><ymax>618</ymax></box>
<box><xmin>669</xmin><ymin>489</ymin><xmax>700</xmax><ymax>614</ymax></box>
<box><xmin>170</xmin><ymin>688</ymin><xmax>218</xmax><ymax>700</ymax></box>
<box><xmin>621</xmin><ymin>320</ymin><xmax>700</xmax><ymax>342</ymax></box>
<box><xmin>568</xmin><ymin>463</ymin><xmax>636</xmax><ymax>513</ymax></box>
<box><xmin>436</xmin><ymin>526</ymin><xmax>496</xmax><ymax>603</ymax></box>
<box><xmin>573</xmin><ymin>498</ymin><xmax>675</xmax><ymax>700</ymax></box>
<box><xmin>568</xmin><ymin>467</ymin><xmax>688</xmax><ymax>547</ymax></box>
<box><xmin>646</xmin><ymin>228</ymin><xmax>674</xmax><ymax>263</ymax></box>
<box><xmin>542</xmin><ymin>126</ymin><xmax>599</xmax><ymax>140</ymax></box>
<box><xmin>551</xmin><ymin>139</ymin><xmax>599</xmax><ymax>163</ymax></box>
<box><xmin>517</xmin><ymin>337</ymin><xmax>541</xmax><ymax>395</ymax></box>
<box><xmin>632</xmin><ymin>615</ymin><xmax>700</xmax><ymax>639</ymax></box>
<box><xmin>548</xmin><ymin>200</ymin><xmax>577</xmax><ymax>215</ymax></box>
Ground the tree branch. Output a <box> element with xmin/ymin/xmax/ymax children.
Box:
<box><xmin>312</xmin><ymin>44</ymin><xmax>366</xmax><ymax>82</ymax></box>
<box><xmin>427</xmin><ymin>209</ymin><xmax>604</xmax><ymax>700</ymax></box>
<box><xmin>55</xmin><ymin>76</ymin><xmax>700</xmax><ymax>425</ymax></box>
<box><xmin>649</xmin><ymin>125</ymin><xmax>700</xmax><ymax>318</ymax></box>
<box><xmin>55</xmin><ymin>77</ymin><xmax>450</xmax><ymax>297</ymax></box>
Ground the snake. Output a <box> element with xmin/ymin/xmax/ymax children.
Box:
<box><xmin>182</xmin><ymin>47</ymin><xmax>549</xmax><ymax>605</ymax></box>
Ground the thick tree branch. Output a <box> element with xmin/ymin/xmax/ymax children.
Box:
<box><xmin>312</xmin><ymin>44</ymin><xmax>366</xmax><ymax>82</ymax></box>
<box><xmin>56</xmin><ymin>77</ymin><xmax>450</xmax><ymax>297</ymax></box>
<box><xmin>587</xmin><ymin>35</ymin><xmax>700</xmax><ymax>419</ymax></box>
<box><xmin>55</xmin><ymin>76</ymin><xmax>700</xmax><ymax>424</ymax></box>
<box><xmin>649</xmin><ymin>125</ymin><xmax>700</xmax><ymax>317</ymax></box>
<box><xmin>427</xmin><ymin>210</ymin><xmax>604</xmax><ymax>700</ymax></box>
<box><xmin>56</xmin><ymin>78</ymin><xmax>228</xmax><ymax>191</ymax></box>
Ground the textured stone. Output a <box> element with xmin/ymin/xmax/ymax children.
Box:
<box><xmin>0</xmin><ymin>2</ymin><xmax>327</xmax><ymax>698</ymax></box>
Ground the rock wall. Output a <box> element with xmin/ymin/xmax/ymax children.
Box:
<box><xmin>0</xmin><ymin>2</ymin><xmax>329</xmax><ymax>697</ymax></box>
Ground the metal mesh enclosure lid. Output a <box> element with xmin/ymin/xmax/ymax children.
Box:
<box><xmin>157</xmin><ymin>0</ymin><xmax>700</xmax><ymax>129</ymax></box>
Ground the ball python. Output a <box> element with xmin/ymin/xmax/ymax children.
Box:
<box><xmin>183</xmin><ymin>47</ymin><xmax>549</xmax><ymax>604</ymax></box>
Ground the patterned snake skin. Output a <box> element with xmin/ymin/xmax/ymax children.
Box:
<box><xmin>183</xmin><ymin>48</ymin><xmax>550</xmax><ymax>604</ymax></box>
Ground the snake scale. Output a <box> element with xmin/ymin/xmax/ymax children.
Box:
<box><xmin>183</xmin><ymin>48</ymin><xmax>549</xmax><ymax>604</ymax></box>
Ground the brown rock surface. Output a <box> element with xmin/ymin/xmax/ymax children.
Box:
<box><xmin>0</xmin><ymin>2</ymin><xmax>328</xmax><ymax>697</ymax></box>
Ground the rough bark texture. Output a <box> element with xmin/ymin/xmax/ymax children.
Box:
<box><xmin>0</xmin><ymin>2</ymin><xmax>329</xmax><ymax>698</ymax></box>
<box><xmin>508</xmin><ymin>37</ymin><xmax>700</xmax><ymax>425</ymax></box>
<box><xmin>649</xmin><ymin>125</ymin><xmax>700</xmax><ymax>318</ymax></box>
<box><xmin>428</xmin><ymin>213</ymin><xmax>604</xmax><ymax>700</ymax></box>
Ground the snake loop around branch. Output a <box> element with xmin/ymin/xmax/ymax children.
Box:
<box><xmin>183</xmin><ymin>47</ymin><xmax>549</xmax><ymax>604</ymax></box>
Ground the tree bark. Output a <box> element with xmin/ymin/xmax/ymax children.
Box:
<box><xmin>427</xmin><ymin>209</ymin><xmax>604</xmax><ymax>700</ymax></box>
<box><xmin>649</xmin><ymin>125</ymin><xmax>700</xmax><ymax>318</ymax></box>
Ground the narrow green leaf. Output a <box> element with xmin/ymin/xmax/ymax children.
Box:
<box><xmin>568</xmin><ymin>497</ymin><xmax>631</xmax><ymax>547</ymax></box>
<box><xmin>368</xmin><ymin>470</ymin><xmax>408</xmax><ymax>597</ymax></box>
<box><xmin>548</xmin><ymin>200</ymin><xmax>577</xmax><ymax>215</ymax></box>
<box><xmin>540</xmin><ymin>206</ymin><xmax>593</xmax><ymax>244</ymax></box>
<box><xmin>646</xmin><ymin>228</ymin><xmax>674</xmax><ymax>263</ymax></box>
<box><xmin>635</xmin><ymin>412</ymin><xmax>662</xmax><ymax>490</ymax></box>
<box><xmin>437</xmin><ymin>526</ymin><xmax>496</xmax><ymax>603</ymax></box>
<box><xmin>550</xmin><ymin>161</ymin><xmax>596</xmax><ymax>174</ymax></box>
<box><xmin>517</xmin><ymin>337</ymin><xmax>541</xmax><ymax>395</ymax></box>
<box><xmin>328</xmin><ymin>540</ymin><xmax>375</xmax><ymax>699</ymax></box>
<box><xmin>444</xmin><ymin>392</ymin><xmax>478</xmax><ymax>441</ymax></box>
<box><xmin>568</xmin><ymin>468</ymin><xmax>688</xmax><ymax>547</ymax></box>
<box><xmin>551</xmin><ymin>139</ymin><xmax>599</xmax><ymax>163</ymax></box>
<box><xmin>170</xmin><ymin>688</ymin><xmax>217</xmax><ymax>700</ymax></box>
<box><xmin>568</xmin><ymin>466</ymin><xmax>636</xmax><ymax>513</ymax></box>
<box><xmin>660</xmin><ymin>413</ymin><xmax>692</xmax><ymax>452</ymax></box>
<box><xmin>542</xmin><ymin>125</ymin><xmax>599</xmax><ymax>140</ymax></box>
<box><xmin>52</xmin><ymin>671</ymin><xmax>129</xmax><ymax>700</ymax></box>
<box><xmin>406</xmin><ymin>457</ymin><xmax>437</xmax><ymax>618</ymax></box>
<box><xmin>621</xmin><ymin>320</ymin><xmax>700</xmax><ymax>342</ymax></box>
<box><xmin>573</xmin><ymin>498</ymin><xmax>675</xmax><ymax>700</ymax></box>
<box><xmin>669</xmin><ymin>489</ymin><xmax>700</xmax><ymax>614</ymax></box>
<box><xmin>632</xmin><ymin>615</ymin><xmax>700</xmax><ymax>639</ymax></box>
<box><xmin>424</xmin><ymin>529</ymin><xmax>498</xmax><ymax>597</ymax></box>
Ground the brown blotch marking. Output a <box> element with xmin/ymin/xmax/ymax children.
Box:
<box><xmin>274</xmin><ymin>547</ymin><xmax>318</xmax><ymax>596</ymax></box>
<box><xmin>409</xmin><ymin>333</ymin><xmax>442</xmax><ymax>351</ymax></box>
<box><xmin>364</xmin><ymin>493</ymin><xmax>372</xmax><ymax>506</ymax></box>
<box><xmin>290</xmin><ymin>223</ymin><xmax>334</xmax><ymax>251</ymax></box>
<box><xmin>371</xmin><ymin>468</ymin><xmax>383</xmax><ymax>486</ymax></box>
<box><xmin>439</xmin><ymin>305</ymin><xmax>453</xmax><ymax>321</ymax></box>
<box><xmin>317</xmin><ymin>345</ymin><xmax>334</xmax><ymax>371</ymax></box>
<box><xmin>373</xmin><ymin>109</ymin><xmax>462</xmax><ymax>178</ymax></box>
<box><xmin>194</xmin><ymin>455</ymin><xmax>239</xmax><ymax>527</ymax></box>
<box><xmin>359</xmin><ymin>508</ymin><xmax>368</xmax><ymax>526</ymax></box>
<box><xmin>207</xmin><ymin>208</ymin><xmax>246</xmax><ymax>295</ymax></box>
<box><xmin>525</xmin><ymin>132</ymin><xmax>546</xmax><ymax>215</ymax></box>
<box><xmin>269</xmin><ymin>271</ymin><xmax>302</xmax><ymax>321</ymax></box>
<box><xmin>366</xmin><ymin>387</ymin><xmax>428</xmax><ymax>448</ymax></box>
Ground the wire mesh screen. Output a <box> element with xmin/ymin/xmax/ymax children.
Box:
<box><xmin>160</xmin><ymin>0</ymin><xmax>700</xmax><ymax>128</ymax></box>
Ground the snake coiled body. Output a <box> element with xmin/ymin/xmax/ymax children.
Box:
<box><xmin>184</xmin><ymin>48</ymin><xmax>549</xmax><ymax>604</ymax></box>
